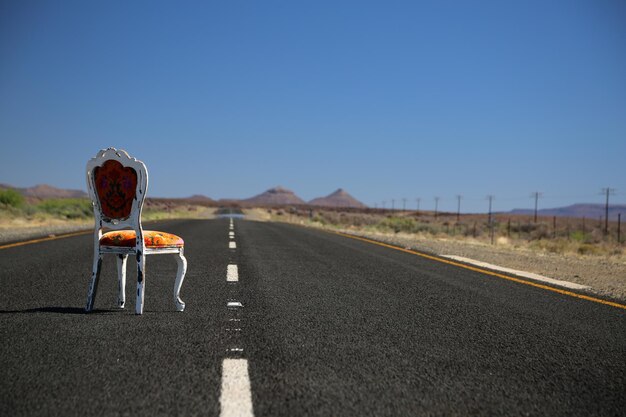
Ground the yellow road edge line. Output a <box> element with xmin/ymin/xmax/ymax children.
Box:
<box><xmin>332</xmin><ymin>230</ymin><xmax>626</xmax><ymax>311</ymax></box>
<box><xmin>0</xmin><ymin>230</ymin><xmax>91</xmax><ymax>250</ymax></box>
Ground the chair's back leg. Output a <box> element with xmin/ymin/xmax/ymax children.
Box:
<box><xmin>136</xmin><ymin>251</ymin><xmax>146</xmax><ymax>315</ymax></box>
<box><xmin>116</xmin><ymin>254</ymin><xmax>128</xmax><ymax>308</ymax></box>
<box><xmin>174</xmin><ymin>251</ymin><xmax>187</xmax><ymax>312</ymax></box>
<box><xmin>85</xmin><ymin>255</ymin><xmax>103</xmax><ymax>312</ymax></box>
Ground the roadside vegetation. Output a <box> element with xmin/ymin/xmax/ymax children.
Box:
<box><xmin>267</xmin><ymin>207</ymin><xmax>625</xmax><ymax>258</ymax></box>
<box><xmin>1</xmin><ymin>185</ymin><xmax>622</xmax><ymax>259</ymax></box>
<box><xmin>0</xmin><ymin>189</ymin><xmax>214</xmax><ymax>226</ymax></box>
<box><xmin>0</xmin><ymin>189</ymin><xmax>92</xmax><ymax>222</ymax></box>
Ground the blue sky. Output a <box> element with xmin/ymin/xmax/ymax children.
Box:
<box><xmin>1</xmin><ymin>0</ymin><xmax>625</xmax><ymax>212</ymax></box>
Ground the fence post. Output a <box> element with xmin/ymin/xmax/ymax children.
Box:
<box><xmin>553</xmin><ymin>216</ymin><xmax>556</xmax><ymax>239</ymax></box>
<box><xmin>507</xmin><ymin>218</ymin><xmax>511</xmax><ymax>238</ymax></box>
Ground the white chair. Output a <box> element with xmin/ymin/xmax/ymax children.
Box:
<box><xmin>84</xmin><ymin>148</ymin><xmax>186</xmax><ymax>315</ymax></box>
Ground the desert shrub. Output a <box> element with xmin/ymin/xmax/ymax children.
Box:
<box><xmin>510</xmin><ymin>222</ymin><xmax>541</xmax><ymax>237</ymax></box>
<box><xmin>462</xmin><ymin>223</ymin><xmax>482</xmax><ymax>237</ymax></box>
<box><xmin>529</xmin><ymin>239</ymin><xmax>566</xmax><ymax>254</ymax></box>
<box><xmin>570</xmin><ymin>230</ymin><xmax>586</xmax><ymax>242</ymax></box>
<box><xmin>529</xmin><ymin>224</ymin><xmax>550</xmax><ymax>240</ymax></box>
<box><xmin>312</xmin><ymin>215</ymin><xmax>326</xmax><ymax>224</ymax></box>
<box><xmin>376</xmin><ymin>216</ymin><xmax>442</xmax><ymax>234</ymax></box>
<box><xmin>0</xmin><ymin>189</ymin><xmax>25</xmax><ymax>208</ymax></box>
<box><xmin>577</xmin><ymin>243</ymin><xmax>600</xmax><ymax>256</ymax></box>
<box><xmin>36</xmin><ymin>198</ymin><xmax>92</xmax><ymax>219</ymax></box>
<box><xmin>378</xmin><ymin>216</ymin><xmax>418</xmax><ymax>233</ymax></box>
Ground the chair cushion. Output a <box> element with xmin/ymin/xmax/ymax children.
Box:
<box><xmin>100</xmin><ymin>230</ymin><xmax>184</xmax><ymax>248</ymax></box>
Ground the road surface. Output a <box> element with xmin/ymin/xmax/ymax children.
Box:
<box><xmin>1</xmin><ymin>218</ymin><xmax>625</xmax><ymax>416</ymax></box>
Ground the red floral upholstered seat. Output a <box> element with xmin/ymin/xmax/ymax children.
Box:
<box><xmin>85</xmin><ymin>148</ymin><xmax>187</xmax><ymax>315</ymax></box>
<box><xmin>100</xmin><ymin>230</ymin><xmax>184</xmax><ymax>248</ymax></box>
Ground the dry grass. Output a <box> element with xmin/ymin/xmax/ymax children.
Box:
<box><xmin>266</xmin><ymin>208</ymin><xmax>625</xmax><ymax>260</ymax></box>
<box><xmin>0</xmin><ymin>199</ymin><xmax>216</xmax><ymax>244</ymax></box>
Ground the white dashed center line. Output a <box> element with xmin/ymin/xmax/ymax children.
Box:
<box><xmin>227</xmin><ymin>264</ymin><xmax>239</xmax><ymax>282</ymax></box>
<box><xmin>220</xmin><ymin>359</ymin><xmax>254</xmax><ymax>417</ymax></box>
<box><xmin>220</xmin><ymin>219</ymin><xmax>254</xmax><ymax>417</ymax></box>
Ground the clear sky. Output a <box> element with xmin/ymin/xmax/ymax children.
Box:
<box><xmin>1</xmin><ymin>0</ymin><xmax>625</xmax><ymax>212</ymax></box>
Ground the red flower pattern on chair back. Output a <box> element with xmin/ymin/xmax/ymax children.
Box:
<box><xmin>93</xmin><ymin>160</ymin><xmax>138</xmax><ymax>219</ymax></box>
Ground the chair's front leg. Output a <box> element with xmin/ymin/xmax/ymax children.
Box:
<box><xmin>136</xmin><ymin>250</ymin><xmax>146</xmax><ymax>315</ymax></box>
<box><xmin>174</xmin><ymin>251</ymin><xmax>187</xmax><ymax>312</ymax></box>
<box><xmin>116</xmin><ymin>254</ymin><xmax>128</xmax><ymax>308</ymax></box>
<box><xmin>85</xmin><ymin>255</ymin><xmax>103</xmax><ymax>312</ymax></box>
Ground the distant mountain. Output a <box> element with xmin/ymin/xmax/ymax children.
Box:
<box><xmin>242</xmin><ymin>186</ymin><xmax>305</xmax><ymax>206</ymax></box>
<box><xmin>0</xmin><ymin>183</ymin><xmax>87</xmax><ymax>199</ymax></box>
<box><xmin>187</xmin><ymin>194</ymin><xmax>215</xmax><ymax>203</ymax></box>
<box><xmin>509</xmin><ymin>204</ymin><xmax>626</xmax><ymax>221</ymax></box>
<box><xmin>309</xmin><ymin>188</ymin><xmax>367</xmax><ymax>208</ymax></box>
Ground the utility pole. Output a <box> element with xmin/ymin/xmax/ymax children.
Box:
<box><xmin>486</xmin><ymin>195</ymin><xmax>495</xmax><ymax>245</ymax></box>
<box><xmin>601</xmin><ymin>187</ymin><xmax>616</xmax><ymax>236</ymax></box>
<box><xmin>402</xmin><ymin>198</ymin><xmax>407</xmax><ymax>212</ymax></box>
<box><xmin>456</xmin><ymin>195</ymin><xmax>462</xmax><ymax>222</ymax></box>
<box><xmin>416</xmin><ymin>198</ymin><xmax>421</xmax><ymax>212</ymax></box>
<box><xmin>382</xmin><ymin>201</ymin><xmax>386</xmax><ymax>210</ymax></box>
<box><xmin>486</xmin><ymin>195</ymin><xmax>494</xmax><ymax>225</ymax></box>
<box><xmin>434</xmin><ymin>197</ymin><xmax>440</xmax><ymax>220</ymax></box>
<box><xmin>391</xmin><ymin>199</ymin><xmax>395</xmax><ymax>211</ymax></box>
<box><xmin>531</xmin><ymin>192</ymin><xmax>542</xmax><ymax>223</ymax></box>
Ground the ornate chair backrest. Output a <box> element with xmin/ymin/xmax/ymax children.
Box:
<box><xmin>86</xmin><ymin>148</ymin><xmax>149</xmax><ymax>240</ymax></box>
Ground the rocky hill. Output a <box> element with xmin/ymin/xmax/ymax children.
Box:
<box><xmin>242</xmin><ymin>186</ymin><xmax>305</xmax><ymax>206</ymax></box>
<box><xmin>309</xmin><ymin>188</ymin><xmax>367</xmax><ymax>208</ymax></box>
<box><xmin>187</xmin><ymin>194</ymin><xmax>215</xmax><ymax>203</ymax></box>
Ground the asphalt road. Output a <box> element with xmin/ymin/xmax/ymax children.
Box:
<box><xmin>1</xmin><ymin>218</ymin><xmax>625</xmax><ymax>416</ymax></box>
